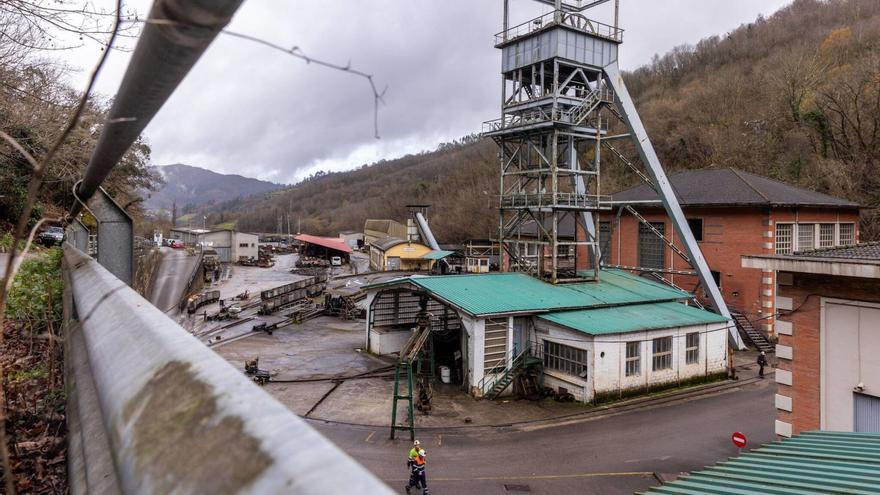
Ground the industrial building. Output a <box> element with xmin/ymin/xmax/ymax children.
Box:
<box><xmin>338</xmin><ymin>230</ymin><xmax>364</xmax><ymax>250</ymax></box>
<box><xmin>743</xmin><ymin>243</ymin><xmax>880</xmax><ymax>436</ymax></box>
<box><xmin>363</xmin><ymin>219</ymin><xmax>407</xmax><ymax>247</ymax></box>
<box><xmin>169</xmin><ymin>228</ymin><xmax>259</xmax><ymax>262</ymax></box>
<box><xmin>368</xmin><ymin>237</ymin><xmax>453</xmax><ymax>272</ymax></box>
<box><xmin>606</xmin><ymin>168</ymin><xmax>861</xmax><ymax>338</ymax></box>
<box><xmin>364</xmin><ymin>270</ymin><xmax>730</xmax><ymax>403</ymax></box>
<box><xmin>294</xmin><ymin>234</ymin><xmax>353</xmax><ymax>261</ymax></box>
<box><xmin>463</xmin><ymin>239</ymin><xmax>500</xmax><ymax>273</ymax></box>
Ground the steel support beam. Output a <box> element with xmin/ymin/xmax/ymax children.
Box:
<box><xmin>603</xmin><ymin>62</ymin><xmax>743</xmax><ymax>349</ymax></box>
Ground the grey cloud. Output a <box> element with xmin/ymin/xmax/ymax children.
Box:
<box><xmin>63</xmin><ymin>0</ymin><xmax>791</xmax><ymax>183</ymax></box>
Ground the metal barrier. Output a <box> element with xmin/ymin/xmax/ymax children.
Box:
<box><xmin>63</xmin><ymin>245</ymin><xmax>393</xmax><ymax>494</ymax></box>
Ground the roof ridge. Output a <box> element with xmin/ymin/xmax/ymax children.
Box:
<box><xmin>729</xmin><ymin>168</ymin><xmax>771</xmax><ymax>203</ymax></box>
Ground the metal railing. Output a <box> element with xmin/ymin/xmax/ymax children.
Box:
<box><xmin>494</xmin><ymin>10</ymin><xmax>623</xmax><ymax>46</ymax></box>
<box><xmin>500</xmin><ymin>192</ymin><xmax>611</xmax><ymax>209</ymax></box>
<box><xmin>64</xmin><ymin>245</ymin><xmax>393</xmax><ymax>494</ymax></box>
<box><xmin>477</xmin><ymin>340</ymin><xmax>543</xmax><ymax>397</ymax></box>
<box><xmin>482</xmin><ymin>92</ymin><xmax>613</xmax><ymax>134</ymax></box>
<box><xmin>57</xmin><ymin>2</ymin><xmax>396</xmax><ymax>492</ymax></box>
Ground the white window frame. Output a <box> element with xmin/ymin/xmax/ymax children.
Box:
<box><xmin>776</xmin><ymin>223</ymin><xmax>793</xmax><ymax>254</ymax></box>
<box><xmin>685</xmin><ymin>332</ymin><xmax>700</xmax><ymax>364</ymax></box>
<box><xmin>797</xmin><ymin>223</ymin><xmax>815</xmax><ymax>252</ymax></box>
<box><xmin>838</xmin><ymin>223</ymin><xmax>855</xmax><ymax>246</ymax></box>
<box><xmin>652</xmin><ymin>336</ymin><xmax>673</xmax><ymax>371</ymax></box>
<box><xmin>543</xmin><ymin>340</ymin><xmax>588</xmax><ymax>378</ymax></box>
<box><xmin>819</xmin><ymin>224</ymin><xmax>834</xmax><ymax>248</ymax></box>
<box><xmin>625</xmin><ymin>341</ymin><xmax>640</xmax><ymax>376</ymax></box>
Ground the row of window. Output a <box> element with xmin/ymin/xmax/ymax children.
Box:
<box><xmin>598</xmin><ymin>220</ymin><xmax>855</xmax><ymax>267</ymax></box>
<box><xmin>542</xmin><ymin>334</ymin><xmax>702</xmax><ymax>379</ymax></box>
<box><xmin>776</xmin><ymin>222</ymin><xmax>854</xmax><ymax>254</ymax></box>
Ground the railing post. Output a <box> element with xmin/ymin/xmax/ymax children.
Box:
<box><xmin>86</xmin><ymin>187</ymin><xmax>133</xmax><ymax>285</ymax></box>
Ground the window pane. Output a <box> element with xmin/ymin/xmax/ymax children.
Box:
<box><xmin>776</xmin><ymin>224</ymin><xmax>793</xmax><ymax>254</ymax></box>
<box><xmin>798</xmin><ymin>224</ymin><xmax>814</xmax><ymax>251</ymax></box>
<box><xmin>839</xmin><ymin>224</ymin><xmax>854</xmax><ymax>246</ymax></box>
<box><xmin>819</xmin><ymin>224</ymin><xmax>834</xmax><ymax>248</ymax></box>
<box><xmin>638</xmin><ymin>222</ymin><xmax>665</xmax><ymax>269</ymax></box>
<box><xmin>687</xmin><ymin>218</ymin><xmax>703</xmax><ymax>242</ymax></box>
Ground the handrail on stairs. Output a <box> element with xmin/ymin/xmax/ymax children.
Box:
<box><xmin>477</xmin><ymin>339</ymin><xmax>543</xmax><ymax>397</ymax></box>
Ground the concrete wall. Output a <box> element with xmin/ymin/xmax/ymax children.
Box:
<box><xmin>532</xmin><ymin>319</ymin><xmax>593</xmax><ymax>402</ymax></box>
<box><xmin>775</xmin><ymin>272</ymin><xmax>880</xmax><ymax>436</ymax></box>
<box><xmin>586</xmin><ymin>206</ymin><xmax>859</xmax><ymax>336</ymax></box>
<box><xmin>233</xmin><ymin>232</ymin><xmax>259</xmax><ymax>260</ymax></box>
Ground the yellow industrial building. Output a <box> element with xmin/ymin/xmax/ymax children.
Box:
<box><xmin>369</xmin><ymin>237</ymin><xmax>440</xmax><ymax>271</ymax></box>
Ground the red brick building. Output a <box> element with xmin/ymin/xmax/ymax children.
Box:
<box><xmin>599</xmin><ymin>169</ymin><xmax>860</xmax><ymax>337</ymax></box>
<box><xmin>743</xmin><ymin>244</ymin><xmax>880</xmax><ymax>436</ymax></box>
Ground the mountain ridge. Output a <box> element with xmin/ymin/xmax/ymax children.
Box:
<box><xmin>143</xmin><ymin>163</ymin><xmax>285</xmax><ymax>212</ymax></box>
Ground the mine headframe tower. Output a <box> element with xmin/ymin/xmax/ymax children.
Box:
<box><xmin>482</xmin><ymin>0</ymin><xmax>744</xmax><ymax>348</ymax></box>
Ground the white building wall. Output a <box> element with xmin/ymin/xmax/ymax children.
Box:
<box><xmin>532</xmin><ymin>319</ymin><xmax>593</xmax><ymax>402</ymax></box>
<box><xmin>468</xmin><ymin>318</ymin><xmax>487</xmax><ymax>396</ymax></box>
<box><xmin>531</xmin><ymin>318</ymin><xmax>729</xmax><ymax>403</ymax></box>
<box><xmin>233</xmin><ymin>232</ymin><xmax>259</xmax><ymax>260</ymax></box>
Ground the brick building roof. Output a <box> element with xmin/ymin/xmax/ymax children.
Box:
<box><xmin>613</xmin><ymin>168</ymin><xmax>860</xmax><ymax>208</ymax></box>
<box><xmin>794</xmin><ymin>241</ymin><xmax>880</xmax><ymax>260</ymax></box>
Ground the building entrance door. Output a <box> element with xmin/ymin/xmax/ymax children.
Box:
<box><xmin>512</xmin><ymin>317</ymin><xmax>527</xmax><ymax>357</ymax></box>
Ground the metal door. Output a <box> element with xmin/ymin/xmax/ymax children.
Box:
<box><xmin>855</xmin><ymin>393</ymin><xmax>880</xmax><ymax>433</ymax></box>
<box><xmin>216</xmin><ymin>247</ymin><xmax>231</xmax><ymax>263</ymax></box>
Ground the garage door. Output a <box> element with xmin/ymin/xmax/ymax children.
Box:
<box><xmin>855</xmin><ymin>393</ymin><xmax>880</xmax><ymax>433</ymax></box>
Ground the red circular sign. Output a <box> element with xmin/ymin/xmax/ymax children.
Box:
<box><xmin>731</xmin><ymin>432</ymin><xmax>747</xmax><ymax>448</ymax></box>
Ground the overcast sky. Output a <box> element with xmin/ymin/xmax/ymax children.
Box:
<box><xmin>59</xmin><ymin>0</ymin><xmax>792</xmax><ymax>184</ymax></box>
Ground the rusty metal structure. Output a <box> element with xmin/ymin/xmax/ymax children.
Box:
<box><xmin>484</xmin><ymin>0</ymin><xmax>742</xmax><ymax>348</ymax></box>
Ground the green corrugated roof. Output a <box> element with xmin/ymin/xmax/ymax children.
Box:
<box><xmin>363</xmin><ymin>269</ymin><xmax>691</xmax><ymax>316</ymax></box>
<box><xmin>540</xmin><ymin>301</ymin><xmax>728</xmax><ymax>335</ymax></box>
<box><xmin>638</xmin><ymin>431</ymin><xmax>880</xmax><ymax>495</ymax></box>
<box><xmin>422</xmin><ymin>250</ymin><xmax>456</xmax><ymax>260</ymax></box>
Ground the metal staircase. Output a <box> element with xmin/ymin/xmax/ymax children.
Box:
<box><xmin>731</xmin><ymin>310</ymin><xmax>774</xmax><ymax>353</ymax></box>
<box><xmin>480</xmin><ymin>342</ymin><xmax>544</xmax><ymax>400</ymax></box>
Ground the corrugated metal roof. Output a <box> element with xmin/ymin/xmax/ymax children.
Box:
<box><xmin>370</xmin><ymin>236</ymin><xmax>407</xmax><ymax>251</ymax></box>
<box><xmin>422</xmin><ymin>250</ymin><xmax>456</xmax><ymax>260</ymax></box>
<box><xmin>613</xmin><ymin>168</ymin><xmax>860</xmax><ymax>208</ymax></box>
<box><xmin>539</xmin><ymin>301</ymin><xmax>728</xmax><ymax>335</ymax></box>
<box><xmin>639</xmin><ymin>431</ymin><xmax>880</xmax><ymax>495</ymax></box>
<box><xmin>294</xmin><ymin>234</ymin><xmax>353</xmax><ymax>253</ymax></box>
<box><xmin>363</xmin><ymin>269</ymin><xmax>691</xmax><ymax>316</ymax></box>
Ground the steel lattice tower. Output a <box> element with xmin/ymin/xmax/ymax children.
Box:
<box><xmin>483</xmin><ymin>0</ymin><xmax>744</xmax><ymax>348</ymax></box>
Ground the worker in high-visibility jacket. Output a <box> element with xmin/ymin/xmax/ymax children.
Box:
<box><xmin>405</xmin><ymin>440</ymin><xmax>430</xmax><ymax>494</ymax></box>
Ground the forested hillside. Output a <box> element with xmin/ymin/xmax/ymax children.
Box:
<box><xmin>210</xmin><ymin>0</ymin><xmax>880</xmax><ymax>241</ymax></box>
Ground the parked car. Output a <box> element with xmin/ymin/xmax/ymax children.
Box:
<box><xmin>330</xmin><ymin>256</ymin><xmax>342</xmax><ymax>266</ymax></box>
<box><xmin>38</xmin><ymin>226</ymin><xmax>64</xmax><ymax>246</ymax></box>
<box><xmin>170</xmin><ymin>239</ymin><xmax>184</xmax><ymax>249</ymax></box>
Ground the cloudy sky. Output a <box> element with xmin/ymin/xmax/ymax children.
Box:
<box><xmin>59</xmin><ymin>0</ymin><xmax>792</xmax><ymax>184</ymax></box>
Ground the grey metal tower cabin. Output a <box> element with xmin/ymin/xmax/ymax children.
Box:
<box><xmin>483</xmin><ymin>0</ymin><xmax>744</xmax><ymax>348</ymax></box>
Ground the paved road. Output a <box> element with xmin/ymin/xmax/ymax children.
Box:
<box><xmin>148</xmin><ymin>247</ymin><xmax>200</xmax><ymax>313</ymax></box>
<box><xmin>312</xmin><ymin>378</ymin><xmax>776</xmax><ymax>494</ymax></box>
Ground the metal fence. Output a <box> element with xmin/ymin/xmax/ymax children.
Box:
<box><xmin>63</xmin><ymin>245</ymin><xmax>393</xmax><ymax>494</ymax></box>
